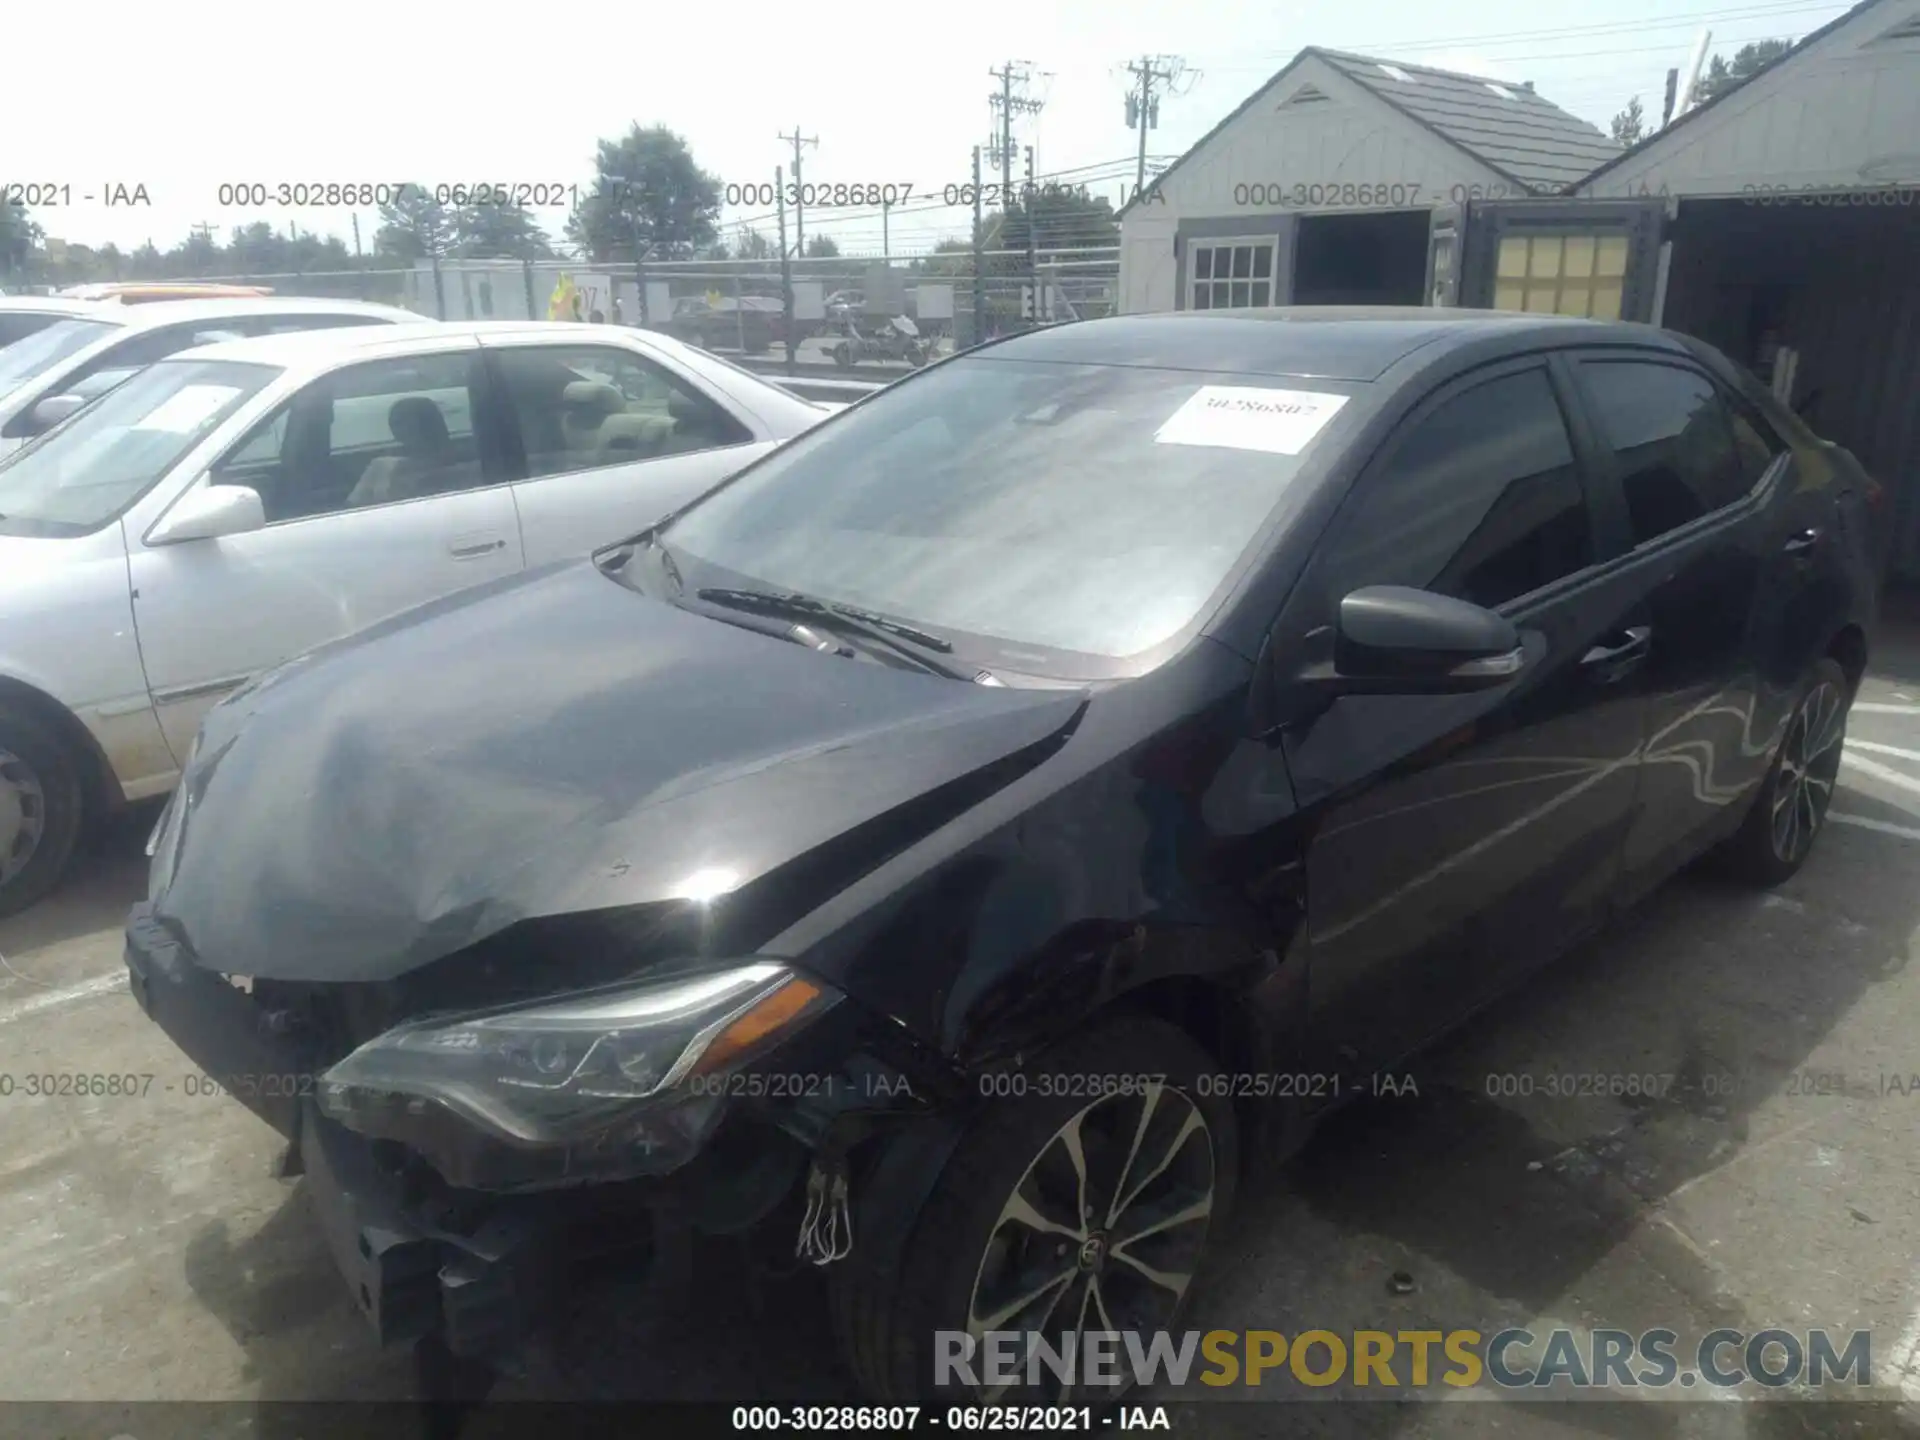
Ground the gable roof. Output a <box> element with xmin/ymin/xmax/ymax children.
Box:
<box><xmin>1578</xmin><ymin>0</ymin><xmax>1896</xmax><ymax>191</ymax></box>
<box><xmin>1121</xmin><ymin>46</ymin><xmax>1619</xmax><ymax>218</ymax></box>
<box><xmin>1315</xmin><ymin>50</ymin><xmax>1622</xmax><ymax>191</ymax></box>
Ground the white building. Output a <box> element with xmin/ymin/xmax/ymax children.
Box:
<box><xmin>1116</xmin><ymin>48</ymin><xmax>1619</xmax><ymax>316</ymax></box>
<box><xmin>1119</xmin><ymin>1</ymin><xmax>1920</xmax><ymax>579</ymax></box>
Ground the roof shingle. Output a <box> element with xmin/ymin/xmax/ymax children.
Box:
<box><xmin>1313</xmin><ymin>49</ymin><xmax>1622</xmax><ymax>192</ymax></box>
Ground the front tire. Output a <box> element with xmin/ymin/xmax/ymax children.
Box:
<box><xmin>0</xmin><ymin>704</ymin><xmax>85</xmax><ymax>919</ymax></box>
<box><xmin>834</xmin><ymin>1016</ymin><xmax>1236</xmax><ymax>1404</ymax></box>
<box><xmin>1713</xmin><ymin>657</ymin><xmax>1849</xmax><ymax>886</ymax></box>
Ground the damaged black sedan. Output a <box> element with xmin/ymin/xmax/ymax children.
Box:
<box><xmin>125</xmin><ymin>308</ymin><xmax>1878</xmax><ymax>1403</ymax></box>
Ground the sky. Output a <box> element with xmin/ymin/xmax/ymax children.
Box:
<box><xmin>6</xmin><ymin>0</ymin><xmax>1854</xmax><ymax>264</ymax></box>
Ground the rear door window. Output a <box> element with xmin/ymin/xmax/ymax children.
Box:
<box><xmin>489</xmin><ymin>344</ymin><xmax>752</xmax><ymax>478</ymax></box>
<box><xmin>1577</xmin><ymin>360</ymin><xmax>1752</xmax><ymax>545</ymax></box>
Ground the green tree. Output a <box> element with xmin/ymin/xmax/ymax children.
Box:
<box><xmin>911</xmin><ymin>238</ymin><xmax>975</xmax><ymax>278</ymax></box>
<box><xmin>803</xmin><ymin>232</ymin><xmax>841</xmax><ymax>258</ymax></box>
<box><xmin>373</xmin><ymin>184</ymin><xmax>452</xmax><ymax>261</ymax></box>
<box><xmin>0</xmin><ymin>197</ymin><xmax>40</xmax><ymax>281</ymax></box>
<box><xmin>999</xmin><ymin>187</ymin><xmax>1119</xmax><ymax>253</ymax></box>
<box><xmin>1610</xmin><ymin>96</ymin><xmax>1645</xmax><ymax>145</ymax></box>
<box><xmin>732</xmin><ymin>226</ymin><xmax>777</xmax><ymax>260</ymax></box>
<box><xmin>451</xmin><ymin>201</ymin><xmax>555</xmax><ymax>260</ymax></box>
<box><xmin>177</xmin><ymin>225</ymin><xmax>222</xmax><ymax>276</ymax></box>
<box><xmin>565</xmin><ymin>124</ymin><xmax>720</xmax><ymax>262</ymax></box>
<box><xmin>1693</xmin><ymin>38</ymin><xmax>1794</xmax><ymax>106</ymax></box>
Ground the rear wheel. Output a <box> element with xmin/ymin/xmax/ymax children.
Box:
<box><xmin>0</xmin><ymin>704</ymin><xmax>85</xmax><ymax>918</ymax></box>
<box><xmin>1713</xmin><ymin>657</ymin><xmax>1849</xmax><ymax>886</ymax></box>
<box><xmin>833</xmin><ymin>1016</ymin><xmax>1235</xmax><ymax>1404</ymax></box>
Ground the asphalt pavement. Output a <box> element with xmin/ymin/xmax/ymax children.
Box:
<box><xmin>4</xmin><ymin>611</ymin><xmax>1920</xmax><ymax>1438</ymax></box>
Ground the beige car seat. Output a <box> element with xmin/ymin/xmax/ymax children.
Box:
<box><xmin>558</xmin><ymin>379</ymin><xmax>673</xmax><ymax>467</ymax></box>
<box><xmin>346</xmin><ymin>397</ymin><xmax>456</xmax><ymax>509</ymax></box>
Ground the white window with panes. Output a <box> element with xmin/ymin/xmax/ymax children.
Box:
<box><xmin>1188</xmin><ymin>238</ymin><xmax>1279</xmax><ymax>309</ymax></box>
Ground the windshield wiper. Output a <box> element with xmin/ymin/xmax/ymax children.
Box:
<box><xmin>695</xmin><ymin>586</ymin><xmax>984</xmax><ymax>682</ymax></box>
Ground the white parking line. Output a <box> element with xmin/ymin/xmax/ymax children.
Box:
<box><xmin>1846</xmin><ymin>739</ymin><xmax>1920</xmax><ymax>764</ymax></box>
<box><xmin>1829</xmin><ymin>813</ymin><xmax>1920</xmax><ymax>843</ymax></box>
<box><xmin>1841</xmin><ymin>753</ymin><xmax>1920</xmax><ymax>801</ymax></box>
<box><xmin>0</xmin><ymin>969</ymin><xmax>127</xmax><ymax>1027</ymax></box>
<box><xmin>1853</xmin><ymin>702</ymin><xmax>1920</xmax><ymax>716</ymax></box>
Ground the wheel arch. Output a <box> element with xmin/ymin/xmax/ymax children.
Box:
<box><xmin>1826</xmin><ymin>623</ymin><xmax>1868</xmax><ymax>696</ymax></box>
<box><xmin>0</xmin><ymin>674</ymin><xmax>124</xmax><ymax>826</ymax></box>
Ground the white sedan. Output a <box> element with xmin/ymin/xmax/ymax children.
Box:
<box><xmin>0</xmin><ymin>319</ymin><xmax>833</xmax><ymax>914</ymax></box>
<box><xmin>0</xmin><ymin>296</ymin><xmax>422</xmax><ymax>459</ymax></box>
<box><xmin>0</xmin><ymin>296</ymin><xmax>114</xmax><ymax>351</ymax></box>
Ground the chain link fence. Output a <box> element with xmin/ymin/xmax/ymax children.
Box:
<box><xmin>80</xmin><ymin>246</ymin><xmax>1118</xmax><ymax>380</ymax></box>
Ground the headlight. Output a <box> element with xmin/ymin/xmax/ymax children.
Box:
<box><xmin>316</xmin><ymin>961</ymin><xmax>830</xmax><ymax>1185</ymax></box>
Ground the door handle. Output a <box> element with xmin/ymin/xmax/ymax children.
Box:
<box><xmin>1581</xmin><ymin>625</ymin><xmax>1652</xmax><ymax>670</ymax></box>
<box><xmin>1781</xmin><ymin>527</ymin><xmax>1822</xmax><ymax>556</ymax></box>
<box><xmin>448</xmin><ymin>534</ymin><xmax>508</xmax><ymax>559</ymax></box>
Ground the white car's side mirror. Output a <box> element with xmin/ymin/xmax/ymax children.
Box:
<box><xmin>27</xmin><ymin>393</ymin><xmax>87</xmax><ymax>432</ymax></box>
<box><xmin>149</xmin><ymin>484</ymin><xmax>267</xmax><ymax>544</ymax></box>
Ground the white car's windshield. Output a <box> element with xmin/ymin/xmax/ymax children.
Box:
<box><xmin>0</xmin><ymin>358</ymin><xmax>280</xmax><ymax>536</ymax></box>
<box><xmin>663</xmin><ymin>356</ymin><xmax>1360</xmax><ymax>665</ymax></box>
<box><xmin>0</xmin><ymin>318</ymin><xmax>119</xmax><ymax>397</ymax></box>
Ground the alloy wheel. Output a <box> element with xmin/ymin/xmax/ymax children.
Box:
<box><xmin>965</xmin><ymin>1082</ymin><xmax>1216</xmax><ymax>1403</ymax></box>
<box><xmin>1770</xmin><ymin>679</ymin><xmax>1845</xmax><ymax>865</ymax></box>
<box><xmin>0</xmin><ymin>746</ymin><xmax>47</xmax><ymax>887</ymax></box>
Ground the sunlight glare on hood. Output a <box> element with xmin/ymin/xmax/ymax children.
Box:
<box><xmin>673</xmin><ymin>866</ymin><xmax>741</xmax><ymax>903</ymax></box>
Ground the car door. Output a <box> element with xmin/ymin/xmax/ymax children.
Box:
<box><xmin>1561</xmin><ymin>351</ymin><xmax>1797</xmax><ymax>901</ymax></box>
<box><xmin>482</xmin><ymin>338</ymin><xmax>774</xmax><ymax>565</ymax></box>
<box><xmin>1273</xmin><ymin>357</ymin><xmax>1653</xmax><ymax>1076</ymax></box>
<box><xmin>127</xmin><ymin>342</ymin><xmax>525</xmax><ymax>759</ymax></box>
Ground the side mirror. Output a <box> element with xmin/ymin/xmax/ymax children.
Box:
<box><xmin>149</xmin><ymin>484</ymin><xmax>267</xmax><ymax>544</ymax></box>
<box><xmin>27</xmin><ymin>393</ymin><xmax>87</xmax><ymax>433</ymax></box>
<box><xmin>1301</xmin><ymin>586</ymin><xmax>1526</xmax><ymax>696</ymax></box>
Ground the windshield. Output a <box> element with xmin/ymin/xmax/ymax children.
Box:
<box><xmin>663</xmin><ymin>356</ymin><xmax>1358</xmax><ymax>666</ymax></box>
<box><xmin>0</xmin><ymin>358</ymin><xmax>280</xmax><ymax>536</ymax></box>
<box><xmin>0</xmin><ymin>318</ymin><xmax>119</xmax><ymax>397</ymax></box>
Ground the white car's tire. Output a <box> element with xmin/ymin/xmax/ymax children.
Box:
<box><xmin>0</xmin><ymin>704</ymin><xmax>84</xmax><ymax>918</ymax></box>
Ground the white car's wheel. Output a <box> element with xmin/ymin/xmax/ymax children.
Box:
<box><xmin>0</xmin><ymin>705</ymin><xmax>84</xmax><ymax>918</ymax></box>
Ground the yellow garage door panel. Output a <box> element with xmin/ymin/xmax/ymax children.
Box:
<box><xmin>1492</xmin><ymin>233</ymin><xmax>1629</xmax><ymax>320</ymax></box>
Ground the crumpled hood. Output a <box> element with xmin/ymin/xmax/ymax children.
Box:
<box><xmin>156</xmin><ymin>560</ymin><xmax>1085</xmax><ymax>984</ymax></box>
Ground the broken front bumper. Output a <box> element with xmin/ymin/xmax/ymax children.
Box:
<box><xmin>123</xmin><ymin>903</ymin><xmax>609</xmax><ymax>1360</ymax></box>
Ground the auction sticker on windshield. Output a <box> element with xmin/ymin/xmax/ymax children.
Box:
<box><xmin>134</xmin><ymin>385</ymin><xmax>244</xmax><ymax>433</ymax></box>
<box><xmin>1154</xmin><ymin>386</ymin><xmax>1348</xmax><ymax>456</ymax></box>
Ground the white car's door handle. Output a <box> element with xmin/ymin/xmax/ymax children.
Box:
<box><xmin>448</xmin><ymin>534</ymin><xmax>509</xmax><ymax>560</ymax></box>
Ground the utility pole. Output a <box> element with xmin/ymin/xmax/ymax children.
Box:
<box><xmin>779</xmin><ymin>127</ymin><xmax>819</xmax><ymax>257</ymax></box>
<box><xmin>1125</xmin><ymin>56</ymin><xmax>1185</xmax><ymax>199</ymax></box>
<box><xmin>988</xmin><ymin>63</ymin><xmax>1045</xmax><ymax>207</ymax></box>
<box><xmin>881</xmin><ymin>199</ymin><xmax>890</xmax><ymax>261</ymax></box>
<box><xmin>775</xmin><ymin>165</ymin><xmax>794</xmax><ymax>376</ymax></box>
<box><xmin>971</xmin><ymin>145</ymin><xmax>985</xmax><ymax>344</ymax></box>
<box><xmin>1024</xmin><ymin>145</ymin><xmax>1038</xmax><ymax>326</ymax></box>
<box><xmin>351</xmin><ymin>213</ymin><xmax>362</xmax><ymax>259</ymax></box>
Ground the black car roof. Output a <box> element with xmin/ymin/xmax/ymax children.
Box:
<box><xmin>976</xmin><ymin>309</ymin><xmax>1684</xmax><ymax>382</ymax></box>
